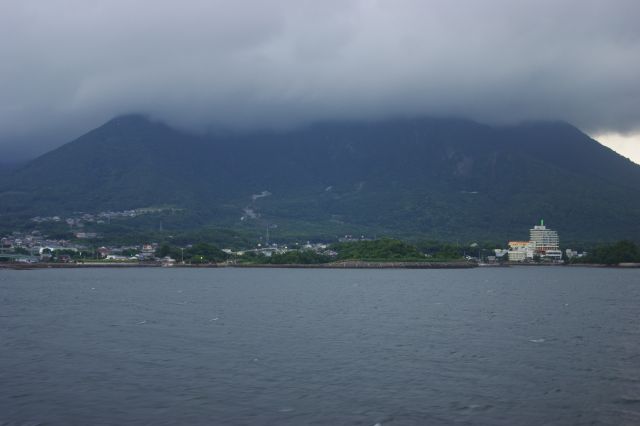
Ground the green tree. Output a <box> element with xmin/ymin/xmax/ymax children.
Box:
<box><xmin>266</xmin><ymin>250</ymin><xmax>331</xmax><ymax>264</ymax></box>
<box><xmin>331</xmin><ymin>239</ymin><xmax>425</xmax><ymax>261</ymax></box>
<box><xmin>186</xmin><ymin>243</ymin><xmax>228</xmax><ymax>263</ymax></box>
<box><xmin>584</xmin><ymin>240</ymin><xmax>640</xmax><ymax>265</ymax></box>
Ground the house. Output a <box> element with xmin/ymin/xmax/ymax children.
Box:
<box><xmin>97</xmin><ymin>247</ymin><xmax>110</xmax><ymax>258</ymax></box>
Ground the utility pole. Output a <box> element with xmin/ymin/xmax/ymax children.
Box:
<box><xmin>266</xmin><ymin>223</ymin><xmax>270</xmax><ymax>246</ymax></box>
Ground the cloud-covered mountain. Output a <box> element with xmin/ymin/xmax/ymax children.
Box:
<box><xmin>1</xmin><ymin>1</ymin><xmax>640</xmax><ymax>159</ymax></box>
<box><xmin>1</xmin><ymin>115</ymin><xmax>639</xmax><ymax>242</ymax></box>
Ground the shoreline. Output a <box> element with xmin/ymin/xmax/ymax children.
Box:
<box><xmin>229</xmin><ymin>261</ymin><xmax>476</xmax><ymax>269</ymax></box>
<box><xmin>2</xmin><ymin>261</ymin><xmax>638</xmax><ymax>270</ymax></box>
<box><xmin>1</xmin><ymin>260</ymin><xmax>476</xmax><ymax>270</ymax></box>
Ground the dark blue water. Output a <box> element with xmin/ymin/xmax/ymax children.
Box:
<box><xmin>1</xmin><ymin>267</ymin><xmax>639</xmax><ymax>425</ymax></box>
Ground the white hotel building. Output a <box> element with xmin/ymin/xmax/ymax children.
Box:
<box><xmin>508</xmin><ymin>220</ymin><xmax>562</xmax><ymax>261</ymax></box>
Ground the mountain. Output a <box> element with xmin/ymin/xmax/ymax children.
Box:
<box><xmin>1</xmin><ymin>114</ymin><xmax>640</xmax><ymax>242</ymax></box>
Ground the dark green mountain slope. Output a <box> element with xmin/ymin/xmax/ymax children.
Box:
<box><xmin>1</xmin><ymin>115</ymin><xmax>639</xmax><ymax>242</ymax></box>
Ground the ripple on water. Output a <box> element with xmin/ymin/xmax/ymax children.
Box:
<box><xmin>0</xmin><ymin>267</ymin><xmax>639</xmax><ymax>425</ymax></box>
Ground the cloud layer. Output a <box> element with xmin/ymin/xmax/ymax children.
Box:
<box><xmin>2</xmin><ymin>0</ymin><xmax>640</xmax><ymax>158</ymax></box>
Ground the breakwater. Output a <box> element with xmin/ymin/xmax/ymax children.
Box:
<box><xmin>1</xmin><ymin>260</ymin><xmax>476</xmax><ymax>270</ymax></box>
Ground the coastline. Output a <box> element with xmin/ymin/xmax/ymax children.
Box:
<box><xmin>2</xmin><ymin>261</ymin><xmax>639</xmax><ymax>270</ymax></box>
<box><xmin>0</xmin><ymin>260</ymin><xmax>476</xmax><ymax>270</ymax></box>
<box><xmin>230</xmin><ymin>261</ymin><xmax>476</xmax><ymax>269</ymax></box>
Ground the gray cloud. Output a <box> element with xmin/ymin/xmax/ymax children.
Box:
<box><xmin>1</xmin><ymin>0</ymin><xmax>640</xmax><ymax>159</ymax></box>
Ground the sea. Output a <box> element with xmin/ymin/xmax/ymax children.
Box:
<box><xmin>1</xmin><ymin>266</ymin><xmax>639</xmax><ymax>425</ymax></box>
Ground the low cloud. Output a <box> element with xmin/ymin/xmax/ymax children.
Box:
<box><xmin>593</xmin><ymin>131</ymin><xmax>640</xmax><ymax>165</ymax></box>
<box><xmin>1</xmin><ymin>0</ymin><xmax>640</xmax><ymax>158</ymax></box>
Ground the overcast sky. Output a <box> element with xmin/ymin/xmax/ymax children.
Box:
<box><xmin>1</xmin><ymin>0</ymin><xmax>640</xmax><ymax>162</ymax></box>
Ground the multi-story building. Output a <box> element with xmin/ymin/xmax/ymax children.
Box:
<box><xmin>529</xmin><ymin>220</ymin><xmax>562</xmax><ymax>260</ymax></box>
<box><xmin>529</xmin><ymin>220</ymin><xmax>559</xmax><ymax>252</ymax></box>
<box><xmin>506</xmin><ymin>221</ymin><xmax>562</xmax><ymax>262</ymax></box>
<box><xmin>508</xmin><ymin>241</ymin><xmax>535</xmax><ymax>261</ymax></box>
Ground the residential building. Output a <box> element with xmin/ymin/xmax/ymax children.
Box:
<box><xmin>508</xmin><ymin>241</ymin><xmax>535</xmax><ymax>262</ymax></box>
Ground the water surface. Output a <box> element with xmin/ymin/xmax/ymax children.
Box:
<box><xmin>1</xmin><ymin>267</ymin><xmax>639</xmax><ymax>425</ymax></box>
